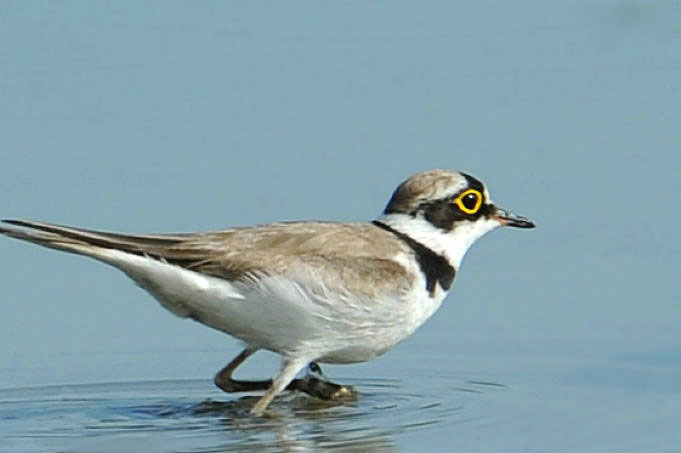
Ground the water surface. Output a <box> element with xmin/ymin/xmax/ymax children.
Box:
<box><xmin>1</xmin><ymin>0</ymin><xmax>680</xmax><ymax>451</ymax></box>
<box><xmin>3</xmin><ymin>340</ymin><xmax>680</xmax><ymax>452</ymax></box>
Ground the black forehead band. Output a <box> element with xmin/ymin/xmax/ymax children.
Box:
<box><xmin>384</xmin><ymin>172</ymin><xmax>486</xmax><ymax>216</ymax></box>
<box><xmin>460</xmin><ymin>172</ymin><xmax>485</xmax><ymax>194</ymax></box>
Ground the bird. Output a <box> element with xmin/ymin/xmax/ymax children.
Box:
<box><xmin>0</xmin><ymin>169</ymin><xmax>535</xmax><ymax>415</ymax></box>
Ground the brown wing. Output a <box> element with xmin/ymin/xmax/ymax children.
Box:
<box><xmin>189</xmin><ymin>222</ymin><xmax>416</xmax><ymax>297</ymax></box>
<box><xmin>1</xmin><ymin>219</ymin><xmax>414</xmax><ymax>298</ymax></box>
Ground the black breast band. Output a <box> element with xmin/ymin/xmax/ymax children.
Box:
<box><xmin>372</xmin><ymin>220</ymin><xmax>455</xmax><ymax>296</ymax></box>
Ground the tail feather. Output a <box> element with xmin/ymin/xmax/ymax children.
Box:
<box><xmin>2</xmin><ymin>219</ymin><xmax>188</xmax><ymax>246</ymax></box>
<box><xmin>0</xmin><ymin>219</ymin><xmax>201</xmax><ymax>264</ymax></box>
<box><xmin>0</xmin><ymin>222</ymin><xmax>89</xmax><ymax>254</ymax></box>
<box><xmin>0</xmin><ymin>219</ymin><xmax>244</xmax><ymax>321</ymax></box>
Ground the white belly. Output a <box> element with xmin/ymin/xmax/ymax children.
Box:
<box><xmin>98</xmin><ymin>248</ymin><xmax>447</xmax><ymax>363</ymax></box>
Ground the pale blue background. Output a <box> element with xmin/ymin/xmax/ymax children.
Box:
<box><xmin>1</xmin><ymin>1</ymin><xmax>680</xmax><ymax>451</ymax></box>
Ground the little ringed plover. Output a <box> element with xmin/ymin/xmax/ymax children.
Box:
<box><xmin>0</xmin><ymin>169</ymin><xmax>535</xmax><ymax>415</ymax></box>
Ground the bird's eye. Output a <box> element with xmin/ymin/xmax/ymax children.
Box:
<box><xmin>454</xmin><ymin>189</ymin><xmax>483</xmax><ymax>214</ymax></box>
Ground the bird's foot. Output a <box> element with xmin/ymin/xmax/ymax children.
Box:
<box><xmin>286</xmin><ymin>362</ymin><xmax>358</xmax><ymax>401</ymax></box>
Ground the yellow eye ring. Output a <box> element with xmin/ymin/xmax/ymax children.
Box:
<box><xmin>454</xmin><ymin>189</ymin><xmax>483</xmax><ymax>214</ymax></box>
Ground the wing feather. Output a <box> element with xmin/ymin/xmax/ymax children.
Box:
<box><xmin>1</xmin><ymin>219</ymin><xmax>414</xmax><ymax>298</ymax></box>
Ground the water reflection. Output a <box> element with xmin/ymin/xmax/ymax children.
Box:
<box><xmin>186</xmin><ymin>396</ymin><xmax>397</xmax><ymax>452</ymax></box>
<box><xmin>0</xmin><ymin>376</ymin><xmax>497</xmax><ymax>452</ymax></box>
<box><xmin>9</xmin><ymin>348</ymin><xmax>677</xmax><ymax>452</ymax></box>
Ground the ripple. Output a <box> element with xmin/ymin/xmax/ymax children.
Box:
<box><xmin>0</xmin><ymin>374</ymin><xmax>505</xmax><ymax>452</ymax></box>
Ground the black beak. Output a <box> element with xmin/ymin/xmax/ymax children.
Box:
<box><xmin>493</xmin><ymin>207</ymin><xmax>536</xmax><ymax>229</ymax></box>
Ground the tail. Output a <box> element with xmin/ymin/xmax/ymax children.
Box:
<box><xmin>0</xmin><ymin>219</ymin><xmax>238</xmax><ymax>319</ymax></box>
<box><xmin>0</xmin><ymin>219</ymin><xmax>195</xmax><ymax>262</ymax></box>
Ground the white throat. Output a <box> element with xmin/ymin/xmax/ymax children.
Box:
<box><xmin>376</xmin><ymin>213</ymin><xmax>501</xmax><ymax>269</ymax></box>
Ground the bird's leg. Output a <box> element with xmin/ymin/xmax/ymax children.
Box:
<box><xmin>250</xmin><ymin>357</ymin><xmax>309</xmax><ymax>415</ymax></box>
<box><xmin>214</xmin><ymin>347</ymin><xmax>272</xmax><ymax>392</ymax></box>
<box><xmin>214</xmin><ymin>351</ymin><xmax>355</xmax><ymax>406</ymax></box>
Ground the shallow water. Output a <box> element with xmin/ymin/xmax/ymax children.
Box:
<box><xmin>2</xmin><ymin>1</ymin><xmax>681</xmax><ymax>450</ymax></box>
<box><xmin>0</xmin><ymin>371</ymin><xmax>469</xmax><ymax>452</ymax></box>
<box><xmin>1</xmin><ymin>377</ymin><xmax>448</xmax><ymax>452</ymax></box>
<box><xmin>3</xmin><ymin>340</ymin><xmax>680</xmax><ymax>452</ymax></box>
